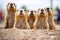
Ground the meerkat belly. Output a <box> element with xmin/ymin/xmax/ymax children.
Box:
<box><xmin>37</xmin><ymin>18</ymin><xmax>46</xmax><ymax>29</ymax></box>
<box><xmin>28</xmin><ymin>17</ymin><xmax>35</xmax><ymax>29</ymax></box>
<box><xmin>48</xmin><ymin>17</ymin><xmax>54</xmax><ymax>29</ymax></box>
<box><xmin>48</xmin><ymin>17</ymin><xmax>53</xmax><ymax>27</ymax></box>
<box><xmin>37</xmin><ymin>19</ymin><xmax>41</xmax><ymax>29</ymax></box>
<box><xmin>16</xmin><ymin>19</ymin><xmax>26</xmax><ymax>29</ymax></box>
<box><xmin>7</xmin><ymin>14</ymin><xmax>15</xmax><ymax>27</ymax></box>
<box><xmin>41</xmin><ymin>18</ymin><xmax>47</xmax><ymax>29</ymax></box>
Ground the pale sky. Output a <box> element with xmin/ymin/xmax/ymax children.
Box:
<box><xmin>0</xmin><ymin>0</ymin><xmax>60</xmax><ymax>10</ymax></box>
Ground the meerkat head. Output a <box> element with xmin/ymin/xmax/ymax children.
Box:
<box><xmin>38</xmin><ymin>8</ymin><xmax>46</xmax><ymax>16</ymax></box>
<box><xmin>28</xmin><ymin>10</ymin><xmax>36</xmax><ymax>17</ymax></box>
<box><xmin>16</xmin><ymin>9</ymin><xmax>26</xmax><ymax>16</ymax></box>
<box><xmin>46</xmin><ymin>8</ymin><xmax>52</xmax><ymax>12</ymax></box>
<box><xmin>46</xmin><ymin>7</ymin><xmax>52</xmax><ymax>15</ymax></box>
<box><xmin>7</xmin><ymin>2</ymin><xmax>16</xmax><ymax>12</ymax></box>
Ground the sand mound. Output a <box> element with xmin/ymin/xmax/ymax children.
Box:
<box><xmin>0</xmin><ymin>28</ymin><xmax>59</xmax><ymax>40</ymax></box>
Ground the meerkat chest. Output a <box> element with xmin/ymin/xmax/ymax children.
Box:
<box><xmin>16</xmin><ymin>17</ymin><xmax>27</xmax><ymax>29</ymax></box>
<box><xmin>48</xmin><ymin>16</ymin><xmax>54</xmax><ymax>26</ymax></box>
<box><xmin>7</xmin><ymin>13</ymin><xmax>15</xmax><ymax>24</ymax></box>
<box><xmin>7</xmin><ymin>13</ymin><xmax>15</xmax><ymax>20</ymax></box>
<box><xmin>48</xmin><ymin>16</ymin><xmax>52</xmax><ymax>23</ymax></box>
<box><xmin>28</xmin><ymin>16</ymin><xmax>35</xmax><ymax>24</ymax></box>
<box><xmin>18</xmin><ymin>18</ymin><xmax>26</xmax><ymax>24</ymax></box>
<box><xmin>37</xmin><ymin>17</ymin><xmax>46</xmax><ymax>25</ymax></box>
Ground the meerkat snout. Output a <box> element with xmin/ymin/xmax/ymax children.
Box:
<box><xmin>10</xmin><ymin>3</ymin><xmax>14</xmax><ymax>8</ymax></box>
<box><xmin>41</xmin><ymin>9</ymin><xmax>44</xmax><ymax>14</ymax></box>
<box><xmin>20</xmin><ymin>10</ymin><xmax>23</xmax><ymax>15</ymax></box>
<box><xmin>30</xmin><ymin>11</ymin><xmax>34</xmax><ymax>15</ymax></box>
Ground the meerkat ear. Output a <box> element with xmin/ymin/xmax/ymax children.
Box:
<box><xmin>38</xmin><ymin>8</ymin><xmax>41</xmax><ymax>11</ymax></box>
<box><xmin>38</xmin><ymin>9</ymin><xmax>40</xmax><ymax>11</ymax></box>
<box><xmin>7</xmin><ymin>2</ymin><xmax>10</xmax><ymax>6</ymax></box>
<box><xmin>6</xmin><ymin>2</ymin><xmax>10</xmax><ymax>9</ymax></box>
<box><xmin>8</xmin><ymin>2</ymin><xmax>10</xmax><ymax>5</ymax></box>
<box><xmin>44</xmin><ymin>8</ymin><xmax>46</xmax><ymax>11</ymax></box>
<box><xmin>14</xmin><ymin>3</ymin><xmax>15</xmax><ymax>5</ymax></box>
<box><xmin>14</xmin><ymin>3</ymin><xmax>16</xmax><ymax>7</ymax></box>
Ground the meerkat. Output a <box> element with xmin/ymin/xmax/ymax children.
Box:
<box><xmin>33</xmin><ymin>8</ymin><xmax>49</xmax><ymax>30</ymax></box>
<box><xmin>27</xmin><ymin>10</ymin><xmax>36</xmax><ymax>29</ymax></box>
<box><xmin>46</xmin><ymin>8</ymin><xmax>56</xmax><ymax>31</ymax></box>
<box><xmin>4</xmin><ymin>2</ymin><xmax>16</xmax><ymax>29</ymax></box>
<box><xmin>13</xmin><ymin>9</ymin><xmax>30</xmax><ymax>29</ymax></box>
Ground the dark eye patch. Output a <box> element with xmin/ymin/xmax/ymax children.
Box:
<box><xmin>31</xmin><ymin>11</ymin><xmax>33</xmax><ymax>13</ymax></box>
<box><xmin>17</xmin><ymin>9</ymin><xmax>19</xmax><ymax>11</ymax></box>
<box><xmin>41</xmin><ymin>9</ymin><xmax>44</xmax><ymax>12</ymax></box>
<box><xmin>28</xmin><ymin>10</ymin><xmax>29</xmax><ymax>12</ymax></box>
<box><xmin>24</xmin><ymin>10</ymin><xmax>26</xmax><ymax>11</ymax></box>
<box><xmin>47</xmin><ymin>8</ymin><xmax>49</xmax><ymax>10</ymax></box>
<box><xmin>20</xmin><ymin>10</ymin><xmax>23</xmax><ymax>12</ymax></box>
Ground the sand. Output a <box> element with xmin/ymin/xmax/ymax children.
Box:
<box><xmin>0</xmin><ymin>28</ymin><xmax>60</xmax><ymax>40</ymax></box>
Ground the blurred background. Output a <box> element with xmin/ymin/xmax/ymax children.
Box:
<box><xmin>0</xmin><ymin>0</ymin><xmax>60</xmax><ymax>26</ymax></box>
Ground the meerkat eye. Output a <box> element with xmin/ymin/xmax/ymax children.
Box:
<box><xmin>17</xmin><ymin>9</ymin><xmax>19</xmax><ymax>12</ymax></box>
<box><xmin>24</xmin><ymin>10</ymin><xmax>26</xmax><ymax>11</ymax></box>
<box><xmin>47</xmin><ymin>8</ymin><xmax>49</xmax><ymax>10</ymax></box>
<box><xmin>28</xmin><ymin>10</ymin><xmax>29</xmax><ymax>12</ymax></box>
<box><xmin>49</xmin><ymin>8</ymin><xmax>52</xmax><ymax>10</ymax></box>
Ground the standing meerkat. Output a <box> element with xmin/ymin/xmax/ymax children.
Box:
<box><xmin>4</xmin><ymin>2</ymin><xmax>16</xmax><ymax>29</ymax></box>
<box><xmin>46</xmin><ymin>8</ymin><xmax>56</xmax><ymax>31</ymax></box>
<box><xmin>27</xmin><ymin>10</ymin><xmax>36</xmax><ymax>29</ymax></box>
<box><xmin>13</xmin><ymin>9</ymin><xmax>30</xmax><ymax>29</ymax></box>
<box><xmin>33</xmin><ymin>8</ymin><xmax>49</xmax><ymax>30</ymax></box>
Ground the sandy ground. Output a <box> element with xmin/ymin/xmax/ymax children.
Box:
<box><xmin>0</xmin><ymin>23</ymin><xmax>60</xmax><ymax>40</ymax></box>
<box><xmin>0</xmin><ymin>28</ymin><xmax>58</xmax><ymax>40</ymax></box>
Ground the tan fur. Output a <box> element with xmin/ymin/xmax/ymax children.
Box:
<box><xmin>33</xmin><ymin>8</ymin><xmax>49</xmax><ymax>30</ymax></box>
<box><xmin>13</xmin><ymin>9</ymin><xmax>30</xmax><ymax>29</ymax></box>
<box><xmin>46</xmin><ymin>8</ymin><xmax>56</xmax><ymax>31</ymax></box>
<box><xmin>27</xmin><ymin>10</ymin><xmax>36</xmax><ymax>29</ymax></box>
<box><xmin>4</xmin><ymin>3</ymin><xmax>16</xmax><ymax>29</ymax></box>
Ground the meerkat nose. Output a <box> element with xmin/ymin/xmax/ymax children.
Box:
<box><xmin>10</xmin><ymin>4</ymin><xmax>13</xmax><ymax>6</ymax></box>
<box><xmin>41</xmin><ymin>9</ymin><xmax>44</xmax><ymax>12</ymax></box>
<box><xmin>41</xmin><ymin>9</ymin><xmax>44</xmax><ymax>14</ymax></box>
<box><xmin>20</xmin><ymin>10</ymin><xmax>23</xmax><ymax>13</ymax></box>
<box><xmin>31</xmin><ymin>11</ymin><xmax>33</xmax><ymax>15</ymax></box>
<box><xmin>31</xmin><ymin>11</ymin><xmax>33</xmax><ymax>13</ymax></box>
